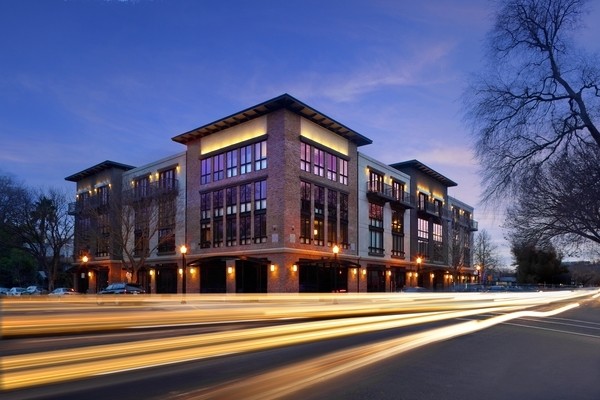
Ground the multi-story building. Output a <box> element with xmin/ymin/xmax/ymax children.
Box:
<box><xmin>66</xmin><ymin>94</ymin><xmax>477</xmax><ymax>293</ymax></box>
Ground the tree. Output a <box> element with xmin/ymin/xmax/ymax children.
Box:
<box><xmin>16</xmin><ymin>189</ymin><xmax>74</xmax><ymax>291</ymax></box>
<box><xmin>465</xmin><ymin>0</ymin><xmax>600</xmax><ymax>201</ymax></box>
<box><xmin>473</xmin><ymin>229</ymin><xmax>501</xmax><ymax>284</ymax></box>
<box><xmin>511</xmin><ymin>239</ymin><xmax>567</xmax><ymax>284</ymax></box>
<box><xmin>505</xmin><ymin>143</ymin><xmax>600</xmax><ymax>252</ymax></box>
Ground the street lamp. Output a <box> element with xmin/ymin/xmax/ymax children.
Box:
<box><xmin>332</xmin><ymin>244</ymin><xmax>339</xmax><ymax>292</ymax></box>
<box><xmin>416</xmin><ymin>256</ymin><xmax>422</xmax><ymax>287</ymax></box>
<box><xmin>180</xmin><ymin>244</ymin><xmax>187</xmax><ymax>303</ymax></box>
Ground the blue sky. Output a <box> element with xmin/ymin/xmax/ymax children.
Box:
<box><xmin>1</xmin><ymin>0</ymin><xmax>598</xmax><ymax>263</ymax></box>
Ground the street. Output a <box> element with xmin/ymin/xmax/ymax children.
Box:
<box><xmin>2</xmin><ymin>290</ymin><xmax>599</xmax><ymax>400</ymax></box>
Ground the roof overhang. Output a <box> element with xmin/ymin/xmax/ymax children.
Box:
<box><xmin>389</xmin><ymin>159</ymin><xmax>457</xmax><ymax>187</ymax></box>
<box><xmin>171</xmin><ymin>93</ymin><xmax>372</xmax><ymax>147</ymax></box>
<box><xmin>65</xmin><ymin>160</ymin><xmax>136</xmax><ymax>182</ymax></box>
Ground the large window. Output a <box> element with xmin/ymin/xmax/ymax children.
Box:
<box><xmin>369</xmin><ymin>203</ymin><xmax>384</xmax><ymax>255</ymax></box>
<box><xmin>254</xmin><ymin>141</ymin><xmax>267</xmax><ymax>171</ymax></box>
<box><xmin>240</xmin><ymin>183</ymin><xmax>252</xmax><ymax>213</ymax></box>
<box><xmin>213</xmin><ymin>154</ymin><xmax>225</xmax><ymax>182</ymax></box>
<box><xmin>392</xmin><ymin>180</ymin><xmax>405</xmax><ymax>201</ymax></box>
<box><xmin>254</xmin><ymin>180</ymin><xmax>267</xmax><ymax>211</ymax></box>
<box><xmin>240</xmin><ymin>214</ymin><xmax>252</xmax><ymax>245</ymax></box>
<box><xmin>391</xmin><ymin>209</ymin><xmax>405</xmax><ymax>258</ymax></box>
<box><xmin>240</xmin><ymin>145</ymin><xmax>252</xmax><ymax>175</ymax></box>
<box><xmin>300</xmin><ymin>142</ymin><xmax>311</xmax><ymax>172</ymax></box>
<box><xmin>201</xmin><ymin>158</ymin><xmax>211</xmax><ymax>185</ymax></box>
<box><xmin>418</xmin><ymin>217</ymin><xmax>429</xmax><ymax>257</ymax></box>
<box><xmin>159</xmin><ymin>168</ymin><xmax>176</xmax><ymax>190</ymax></box>
<box><xmin>433</xmin><ymin>222</ymin><xmax>443</xmax><ymax>262</ymax></box>
<box><xmin>369</xmin><ymin>170</ymin><xmax>384</xmax><ymax>193</ymax></box>
<box><xmin>226</xmin><ymin>149</ymin><xmax>238</xmax><ymax>178</ymax></box>
<box><xmin>313</xmin><ymin>148</ymin><xmax>324</xmax><ymax>177</ymax></box>
<box><xmin>339</xmin><ymin>159</ymin><xmax>348</xmax><ymax>185</ymax></box>
<box><xmin>301</xmin><ymin>181</ymin><xmax>311</xmax><ymax>214</ymax></box>
<box><xmin>326</xmin><ymin>153</ymin><xmax>337</xmax><ymax>181</ymax></box>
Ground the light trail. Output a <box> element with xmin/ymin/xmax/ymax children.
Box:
<box><xmin>175</xmin><ymin>303</ymin><xmax>581</xmax><ymax>400</ymax></box>
<box><xmin>1</xmin><ymin>290</ymin><xmax>597</xmax><ymax>393</ymax></box>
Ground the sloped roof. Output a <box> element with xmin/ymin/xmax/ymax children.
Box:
<box><xmin>65</xmin><ymin>160</ymin><xmax>135</xmax><ymax>182</ymax></box>
<box><xmin>171</xmin><ymin>93</ymin><xmax>372</xmax><ymax>147</ymax></box>
<box><xmin>389</xmin><ymin>159</ymin><xmax>457</xmax><ymax>187</ymax></box>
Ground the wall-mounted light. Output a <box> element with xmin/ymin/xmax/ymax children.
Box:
<box><xmin>178</xmin><ymin>268</ymin><xmax>183</xmax><ymax>275</ymax></box>
<box><xmin>352</xmin><ymin>268</ymin><xmax>357</xmax><ymax>275</ymax></box>
<box><xmin>88</xmin><ymin>271</ymin><xmax>93</xmax><ymax>278</ymax></box>
<box><xmin>408</xmin><ymin>272</ymin><xmax>413</xmax><ymax>278</ymax></box>
<box><xmin>292</xmin><ymin>264</ymin><xmax>297</xmax><ymax>272</ymax></box>
<box><xmin>270</xmin><ymin>264</ymin><xmax>276</xmax><ymax>272</ymax></box>
<box><xmin>430</xmin><ymin>273</ymin><xmax>435</xmax><ymax>279</ymax></box>
<box><xmin>190</xmin><ymin>267</ymin><xmax>196</xmax><ymax>274</ymax></box>
<box><xmin>362</xmin><ymin>268</ymin><xmax>366</xmax><ymax>276</ymax></box>
<box><xmin>387</xmin><ymin>270</ymin><xmax>391</xmax><ymax>276</ymax></box>
<box><xmin>227</xmin><ymin>266</ymin><xmax>233</xmax><ymax>274</ymax></box>
<box><xmin>149</xmin><ymin>269</ymin><xmax>155</xmax><ymax>276</ymax></box>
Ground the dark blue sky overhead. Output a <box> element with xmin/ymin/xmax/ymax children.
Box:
<box><xmin>1</xmin><ymin>0</ymin><xmax>598</xmax><ymax>262</ymax></box>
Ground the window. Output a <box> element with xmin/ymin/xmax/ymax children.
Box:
<box><xmin>213</xmin><ymin>190</ymin><xmax>224</xmax><ymax>218</ymax></box>
<box><xmin>254</xmin><ymin>213</ymin><xmax>267</xmax><ymax>243</ymax></box>
<box><xmin>97</xmin><ymin>185</ymin><xmax>109</xmax><ymax>206</ymax></box>
<box><xmin>369</xmin><ymin>203</ymin><xmax>384</xmax><ymax>255</ymax></box>
<box><xmin>340</xmin><ymin>193</ymin><xmax>349</xmax><ymax>222</ymax></box>
<box><xmin>226</xmin><ymin>149</ymin><xmax>238</xmax><ymax>178</ymax></box>
<box><xmin>226</xmin><ymin>186</ymin><xmax>237</xmax><ymax>215</ymax></box>
<box><xmin>226</xmin><ymin>216</ymin><xmax>237</xmax><ymax>247</ymax></box>
<box><xmin>433</xmin><ymin>222</ymin><xmax>443</xmax><ymax>262</ymax></box>
<box><xmin>134</xmin><ymin>205</ymin><xmax>149</xmax><ymax>257</ymax></box>
<box><xmin>327</xmin><ymin>190</ymin><xmax>337</xmax><ymax>220</ymax></box>
<box><xmin>418</xmin><ymin>217</ymin><xmax>429</xmax><ymax>257</ymax></box>
<box><xmin>240</xmin><ymin>145</ymin><xmax>252</xmax><ymax>174</ymax></box>
<box><xmin>200</xmin><ymin>193</ymin><xmax>211</xmax><ymax>220</ymax></box>
<box><xmin>200</xmin><ymin>222</ymin><xmax>211</xmax><ymax>248</ymax></box>
<box><xmin>313</xmin><ymin>148</ymin><xmax>324</xmax><ymax>177</ymax></box>
<box><xmin>392</xmin><ymin>180</ymin><xmax>405</xmax><ymax>202</ymax></box>
<box><xmin>339</xmin><ymin>159</ymin><xmax>348</xmax><ymax>185</ymax></box>
<box><xmin>201</xmin><ymin>158</ymin><xmax>211</xmax><ymax>184</ymax></box>
<box><xmin>254</xmin><ymin>141</ymin><xmax>267</xmax><ymax>171</ymax></box>
<box><xmin>134</xmin><ymin>176</ymin><xmax>150</xmax><ymax>198</ymax></box>
<box><xmin>326</xmin><ymin>153</ymin><xmax>337</xmax><ymax>181</ymax></box>
<box><xmin>300</xmin><ymin>215</ymin><xmax>311</xmax><ymax>244</ymax></box>
<box><xmin>314</xmin><ymin>185</ymin><xmax>324</xmax><ymax>216</ymax></box>
<box><xmin>327</xmin><ymin>219</ymin><xmax>337</xmax><ymax>247</ymax></box>
<box><xmin>300</xmin><ymin>142</ymin><xmax>311</xmax><ymax>172</ymax></box>
<box><xmin>391</xmin><ymin>210</ymin><xmax>404</xmax><ymax>258</ymax></box>
<box><xmin>213</xmin><ymin>154</ymin><xmax>225</xmax><ymax>182</ymax></box>
<box><xmin>240</xmin><ymin>214</ymin><xmax>252</xmax><ymax>245</ymax></box>
<box><xmin>159</xmin><ymin>168</ymin><xmax>176</xmax><ymax>190</ymax></box>
<box><xmin>313</xmin><ymin>218</ymin><xmax>324</xmax><ymax>246</ymax></box>
<box><xmin>254</xmin><ymin>180</ymin><xmax>266</xmax><ymax>211</ymax></box>
<box><xmin>301</xmin><ymin>181</ymin><xmax>311</xmax><ymax>214</ymax></box>
<box><xmin>240</xmin><ymin>183</ymin><xmax>252</xmax><ymax>213</ymax></box>
<box><xmin>418</xmin><ymin>193</ymin><xmax>428</xmax><ymax>210</ymax></box>
<box><xmin>158</xmin><ymin>227</ymin><xmax>175</xmax><ymax>253</ymax></box>
<box><xmin>368</xmin><ymin>170</ymin><xmax>384</xmax><ymax>193</ymax></box>
<box><xmin>213</xmin><ymin>218</ymin><xmax>223</xmax><ymax>247</ymax></box>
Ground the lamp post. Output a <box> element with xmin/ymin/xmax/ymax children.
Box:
<box><xmin>180</xmin><ymin>244</ymin><xmax>187</xmax><ymax>304</ymax></box>
<box><xmin>332</xmin><ymin>244</ymin><xmax>339</xmax><ymax>292</ymax></box>
<box><xmin>81</xmin><ymin>255</ymin><xmax>89</xmax><ymax>294</ymax></box>
<box><xmin>416</xmin><ymin>256</ymin><xmax>422</xmax><ymax>287</ymax></box>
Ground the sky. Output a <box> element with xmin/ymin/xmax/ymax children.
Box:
<box><xmin>1</xmin><ymin>0</ymin><xmax>598</xmax><ymax>265</ymax></box>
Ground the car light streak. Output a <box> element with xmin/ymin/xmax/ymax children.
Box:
<box><xmin>175</xmin><ymin>303</ymin><xmax>581</xmax><ymax>400</ymax></box>
<box><xmin>1</xmin><ymin>290</ymin><xmax>596</xmax><ymax>394</ymax></box>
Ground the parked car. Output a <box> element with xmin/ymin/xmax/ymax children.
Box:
<box><xmin>399</xmin><ymin>286</ymin><xmax>431</xmax><ymax>293</ymax></box>
<box><xmin>7</xmin><ymin>287</ymin><xmax>28</xmax><ymax>296</ymax></box>
<box><xmin>0</xmin><ymin>287</ymin><xmax>9</xmax><ymax>296</ymax></box>
<box><xmin>49</xmin><ymin>287</ymin><xmax>81</xmax><ymax>296</ymax></box>
<box><xmin>99</xmin><ymin>283</ymin><xmax>146</xmax><ymax>295</ymax></box>
<box><xmin>25</xmin><ymin>285</ymin><xmax>49</xmax><ymax>295</ymax></box>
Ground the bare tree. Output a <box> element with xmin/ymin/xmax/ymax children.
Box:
<box><xmin>13</xmin><ymin>189</ymin><xmax>74</xmax><ymax>290</ymax></box>
<box><xmin>473</xmin><ymin>230</ymin><xmax>501</xmax><ymax>284</ymax></box>
<box><xmin>83</xmin><ymin>179</ymin><xmax>180</xmax><ymax>283</ymax></box>
<box><xmin>465</xmin><ymin>0</ymin><xmax>600</xmax><ymax>201</ymax></box>
<box><xmin>505</xmin><ymin>143</ymin><xmax>600</xmax><ymax>252</ymax></box>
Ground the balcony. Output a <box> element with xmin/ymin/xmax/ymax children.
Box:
<box><xmin>419</xmin><ymin>201</ymin><xmax>450</xmax><ymax>219</ymax></box>
<box><xmin>68</xmin><ymin>197</ymin><xmax>102</xmax><ymax>215</ymax></box>
<box><xmin>127</xmin><ymin>179</ymin><xmax>179</xmax><ymax>202</ymax></box>
<box><xmin>366</xmin><ymin>181</ymin><xmax>414</xmax><ymax>209</ymax></box>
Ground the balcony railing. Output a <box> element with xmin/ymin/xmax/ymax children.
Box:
<box><xmin>127</xmin><ymin>179</ymin><xmax>179</xmax><ymax>202</ymax></box>
<box><xmin>366</xmin><ymin>181</ymin><xmax>414</xmax><ymax>208</ymax></box>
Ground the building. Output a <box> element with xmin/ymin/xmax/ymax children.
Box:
<box><xmin>66</xmin><ymin>94</ymin><xmax>477</xmax><ymax>293</ymax></box>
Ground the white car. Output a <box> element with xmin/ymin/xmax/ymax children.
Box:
<box><xmin>7</xmin><ymin>287</ymin><xmax>27</xmax><ymax>296</ymax></box>
<box><xmin>49</xmin><ymin>288</ymin><xmax>81</xmax><ymax>296</ymax></box>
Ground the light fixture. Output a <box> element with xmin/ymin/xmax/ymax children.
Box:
<box><xmin>178</xmin><ymin>268</ymin><xmax>183</xmax><ymax>275</ymax></box>
<box><xmin>387</xmin><ymin>270</ymin><xmax>391</xmax><ymax>276</ymax></box>
<box><xmin>190</xmin><ymin>267</ymin><xmax>196</xmax><ymax>274</ymax></box>
<box><xmin>149</xmin><ymin>269</ymin><xmax>155</xmax><ymax>276</ymax></box>
<box><xmin>352</xmin><ymin>268</ymin><xmax>357</xmax><ymax>275</ymax></box>
<box><xmin>362</xmin><ymin>268</ymin><xmax>366</xmax><ymax>276</ymax></box>
<box><xmin>270</xmin><ymin>264</ymin><xmax>276</xmax><ymax>272</ymax></box>
<box><xmin>88</xmin><ymin>271</ymin><xmax>93</xmax><ymax>277</ymax></box>
<box><xmin>227</xmin><ymin>266</ymin><xmax>233</xmax><ymax>274</ymax></box>
<box><xmin>292</xmin><ymin>264</ymin><xmax>298</xmax><ymax>272</ymax></box>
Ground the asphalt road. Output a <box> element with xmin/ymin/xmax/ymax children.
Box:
<box><xmin>3</xmin><ymin>292</ymin><xmax>599</xmax><ymax>400</ymax></box>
